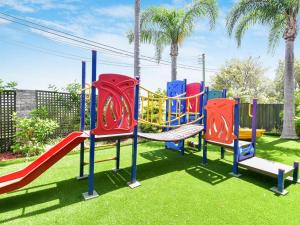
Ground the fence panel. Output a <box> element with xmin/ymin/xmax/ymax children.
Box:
<box><xmin>36</xmin><ymin>91</ymin><xmax>80</xmax><ymax>137</ymax></box>
<box><xmin>0</xmin><ymin>91</ymin><xmax>16</xmax><ymax>152</ymax></box>
<box><xmin>240</xmin><ymin>103</ymin><xmax>283</xmax><ymax>132</ymax></box>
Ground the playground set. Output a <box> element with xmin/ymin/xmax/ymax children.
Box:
<box><xmin>0</xmin><ymin>50</ymin><xmax>299</xmax><ymax>199</ymax></box>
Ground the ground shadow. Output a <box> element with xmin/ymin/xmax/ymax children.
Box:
<box><xmin>0</xmin><ymin>146</ymin><xmax>297</xmax><ymax>223</ymax></box>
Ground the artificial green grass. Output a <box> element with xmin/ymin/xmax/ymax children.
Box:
<box><xmin>0</xmin><ymin>136</ymin><xmax>300</xmax><ymax>225</ymax></box>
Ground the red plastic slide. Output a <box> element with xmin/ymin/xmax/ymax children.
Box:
<box><xmin>0</xmin><ymin>131</ymin><xmax>88</xmax><ymax>194</ymax></box>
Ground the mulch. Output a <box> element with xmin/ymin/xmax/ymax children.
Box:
<box><xmin>0</xmin><ymin>152</ymin><xmax>23</xmax><ymax>161</ymax></box>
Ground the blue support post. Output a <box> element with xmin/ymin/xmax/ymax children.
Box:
<box><xmin>270</xmin><ymin>169</ymin><xmax>287</xmax><ymax>195</ymax></box>
<box><xmin>230</xmin><ymin>97</ymin><xmax>241</xmax><ymax>177</ymax></box>
<box><xmin>180</xmin><ymin>79</ymin><xmax>187</xmax><ymax>155</ymax></box>
<box><xmin>251</xmin><ymin>99</ymin><xmax>258</xmax><ymax>152</ymax></box>
<box><xmin>202</xmin><ymin>86</ymin><xmax>209</xmax><ymax>165</ymax></box>
<box><xmin>277</xmin><ymin>169</ymin><xmax>285</xmax><ymax>193</ymax></box>
<box><xmin>220</xmin><ymin>149</ymin><xmax>225</xmax><ymax>159</ymax></box>
<box><xmin>77</xmin><ymin>61</ymin><xmax>88</xmax><ymax>180</ymax></box>
<box><xmin>128</xmin><ymin>77</ymin><xmax>141</xmax><ymax>188</ymax></box>
<box><xmin>220</xmin><ymin>88</ymin><xmax>226</xmax><ymax>158</ymax></box>
<box><xmin>293</xmin><ymin>161</ymin><xmax>299</xmax><ymax>183</ymax></box>
<box><xmin>114</xmin><ymin>139</ymin><xmax>121</xmax><ymax>172</ymax></box>
<box><xmin>198</xmin><ymin>81</ymin><xmax>204</xmax><ymax>152</ymax></box>
<box><xmin>83</xmin><ymin>50</ymin><xmax>99</xmax><ymax>200</ymax></box>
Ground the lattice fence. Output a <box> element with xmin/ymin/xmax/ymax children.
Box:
<box><xmin>36</xmin><ymin>91</ymin><xmax>80</xmax><ymax>137</ymax></box>
<box><xmin>0</xmin><ymin>91</ymin><xmax>16</xmax><ymax>152</ymax></box>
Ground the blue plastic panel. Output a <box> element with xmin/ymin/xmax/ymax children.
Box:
<box><xmin>165</xmin><ymin>80</ymin><xmax>186</xmax><ymax>152</ymax></box>
<box><xmin>238</xmin><ymin>144</ymin><xmax>255</xmax><ymax>161</ymax></box>
<box><xmin>208</xmin><ymin>90</ymin><xmax>223</xmax><ymax>100</ymax></box>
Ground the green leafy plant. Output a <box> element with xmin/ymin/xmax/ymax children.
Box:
<box><xmin>48</xmin><ymin>82</ymin><xmax>82</xmax><ymax>131</ymax></box>
<box><xmin>12</xmin><ymin>112</ymin><xmax>59</xmax><ymax>157</ymax></box>
<box><xmin>0</xmin><ymin>79</ymin><xmax>17</xmax><ymax>93</ymax></box>
<box><xmin>211</xmin><ymin>57</ymin><xmax>278</xmax><ymax>103</ymax></box>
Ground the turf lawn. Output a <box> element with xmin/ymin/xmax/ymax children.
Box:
<box><xmin>0</xmin><ymin>135</ymin><xmax>300</xmax><ymax>225</ymax></box>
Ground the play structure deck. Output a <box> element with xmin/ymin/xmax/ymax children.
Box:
<box><xmin>138</xmin><ymin>125</ymin><xmax>203</xmax><ymax>142</ymax></box>
<box><xmin>239</xmin><ymin>157</ymin><xmax>294</xmax><ymax>178</ymax></box>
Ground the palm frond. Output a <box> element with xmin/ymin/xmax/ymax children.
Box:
<box><xmin>226</xmin><ymin>0</ymin><xmax>288</xmax><ymax>48</ymax></box>
<box><xmin>226</xmin><ymin>0</ymin><xmax>273</xmax><ymax>36</ymax></box>
<box><xmin>268</xmin><ymin>16</ymin><xmax>285</xmax><ymax>52</ymax></box>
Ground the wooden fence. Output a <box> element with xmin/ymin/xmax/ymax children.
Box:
<box><xmin>239</xmin><ymin>103</ymin><xmax>283</xmax><ymax>131</ymax></box>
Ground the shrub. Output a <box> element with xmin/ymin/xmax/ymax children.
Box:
<box><xmin>12</xmin><ymin>112</ymin><xmax>59</xmax><ymax>157</ymax></box>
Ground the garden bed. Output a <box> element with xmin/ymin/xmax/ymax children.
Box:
<box><xmin>0</xmin><ymin>152</ymin><xmax>23</xmax><ymax>161</ymax></box>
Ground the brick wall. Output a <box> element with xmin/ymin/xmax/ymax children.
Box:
<box><xmin>15</xmin><ymin>90</ymin><xmax>36</xmax><ymax>118</ymax></box>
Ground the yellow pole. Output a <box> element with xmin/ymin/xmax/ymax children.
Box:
<box><xmin>141</xmin><ymin>96</ymin><xmax>144</xmax><ymax>120</ymax></box>
<box><xmin>146</xmin><ymin>93</ymin><xmax>150</xmax><ymax>122</ymax></box>
<box><xmin>150</xmin><ymin>96</ymin><xmax>153</xmax><ymax>123</ymax></box>
<box><xmin>158</xmin><ymin>98</ymin><xmax>162</xmax><ymax>125</ymax></box>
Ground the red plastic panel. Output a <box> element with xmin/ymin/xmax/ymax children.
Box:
<box><xmin>0</xmin><ymin>132</ymin><xmax>87</xmax><ymax>194</ymax></box>
<box><xmin>186</xmin><ymin>83</ymin><xmax>201</xmax><ymax>113</ymax></box>
<box><xmin>205</xmin><ymin>99</ymin><xmax>236</xmax><ymax>144</ymax></box>
<box><xmin>93</xmin><ymin>74</ymin><xmax>138</xmax><ymax>135</ymax></box>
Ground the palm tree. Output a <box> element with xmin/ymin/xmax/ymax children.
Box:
<box><xmin>134</xmin><ymin>0</ymin><xmax>141</xmax><ymax>79</ymax></box>
<box><xmin>226</xmin><ymin>0</ymin><xmax>299</xmax><ymax>139</ymax></box>
<box><xmin>128</xmin><ymin>0</ymin><xmax>218</xmax><ymax>81</ymax></box>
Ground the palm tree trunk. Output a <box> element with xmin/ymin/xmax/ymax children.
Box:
<box><xmin>134</xmin><ymin>0</ymin><xmax>141</xmax><ymax>79</ymax></box>
<box><xmin>281</xmin><ymin>39</ymin><xmax>298</xmax><ymax>139</ymax></box>
<box><xmin>170</xmin><ymin>43</ymin><xmax>178</xmax><ymax>81</ymax></box>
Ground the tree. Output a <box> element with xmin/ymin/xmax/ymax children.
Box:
<box><xmin>128</xmin><ymin>0</ymin><xmax>218</xmax><ymax>81</ymax></box>
<box><xmin>0</xmin><ymin>79</ymin><xmax>17</xmax><ymax>92</ymax></box>
<box><xmin>275</xmin><ymin>59</ymin><xmax>300</xmax><ymax>102</ymax></box>
<box><xmin>211</xmin><ymin>57</ymin><xmax>278</xmax><ymax>103</ymax></box>
<box><xmin>226</xmin><ymin>0</ymin><xmax>299</xmax><ymax>139</ymax></box>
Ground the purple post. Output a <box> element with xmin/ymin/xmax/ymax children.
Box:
<box><xmin>251</xmin><ymin>99</ymin><xmax>257</xmax><ymax>151</ymax></box>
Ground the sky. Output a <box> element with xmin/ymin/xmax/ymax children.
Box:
<box><xmin>0</xmin><ymin>0</ymin><xmax>298</xmax><ymax>91</ymax></box>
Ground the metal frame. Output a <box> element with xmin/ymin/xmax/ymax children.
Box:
<box><xmin>230</xmin><ymin>97</ymin><xmax>241</xmax><ymax>177</ymax></box>
<box><xmin>251</xmin><ymin>99</ymin><xmax>258</xmax><ymax>151</ymax></box>
<box><xmin>77</xmin><ymin>61</ymin><xmax>88</xmax><ymax>180</ymax></box>
<box><xmin>198</xmin><ymin>81</ymin><xmax>204</xmax><ymax>152</ymax></box>
<box><xmin>128</xmin><ymin>77</ymin><xmax>141</xmax><ymax>188</ymax></box>
<box><xmin>83</xmin><ymin>50</ymin><xmax>99</xmax><ymax>200</ymax></box>
<box><xmin>202</xmin><ymin>86</ymin><xmax>209</xmax><ymax>165</ymax></box>
<box><xmin>220</xmin><ymin>88</ymin><xmax>227</xmax><ymax>159</ymax></box>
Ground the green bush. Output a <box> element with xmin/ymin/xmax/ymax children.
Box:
<box><xmin>12</xmin><ymin>112</ymin><xmax>59</xmax><ymax>157</ymax></box>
